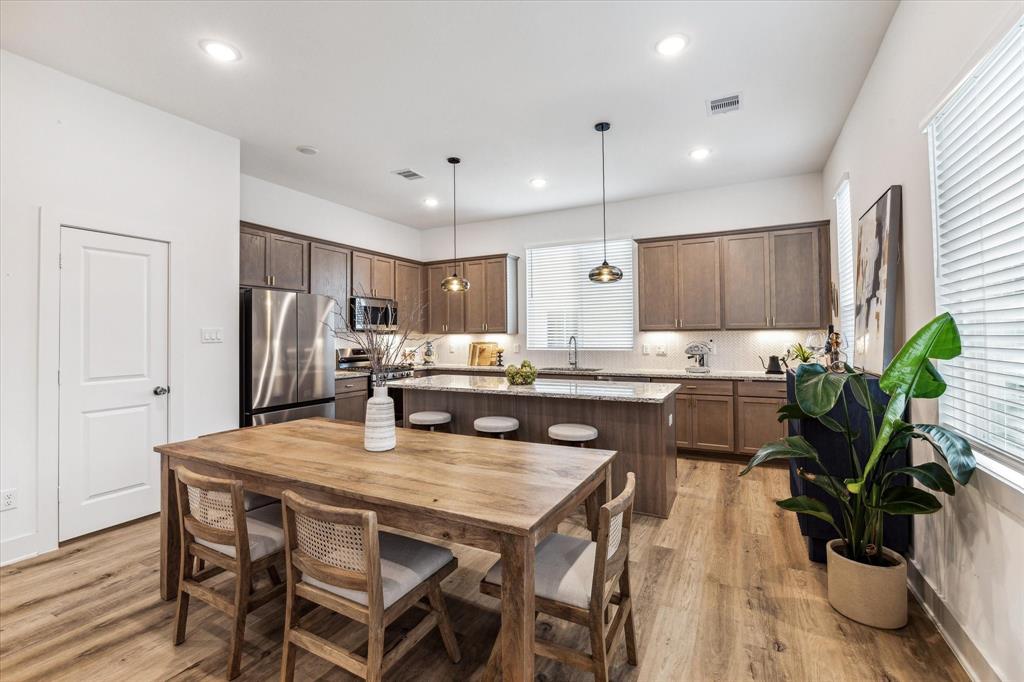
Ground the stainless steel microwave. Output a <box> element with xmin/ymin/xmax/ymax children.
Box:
<box><xmin>349</xmin><ymin>296</ymin><xmax>398</xmax><ymax>331</ymax></box>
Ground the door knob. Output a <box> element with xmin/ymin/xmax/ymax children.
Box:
<box><xmin>153</xmin><ymin>386</ymin><xmax>170</xmax><ymax>396</ymax></box>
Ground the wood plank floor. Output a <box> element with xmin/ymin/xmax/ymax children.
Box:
<box><xmin>0</xmin><ymin>458</ymin><xmax>967</xmax><ymax>681</ymax></box>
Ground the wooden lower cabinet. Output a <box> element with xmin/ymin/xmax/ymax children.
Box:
<box><xmin>675</xmin><ymin>394</ymin><xmax>734</xmax><ymax>452</ymax></box>
<box><xmin>334</xmin><ymin>377</ymin><xmax>369</xmax><ymax>423</ymax></box>
<box><xmin>736</xmin><ymin>396</ymin><xmax>786</xmax><ymax>454</ymax></box>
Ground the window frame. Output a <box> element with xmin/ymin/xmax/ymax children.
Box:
<box><xmin>524</xmin><ymin>238</ymin><xmax>636</xmax><ymax>352</ymax></box>
<box><xmin>926</xmin><ymin>18</ymin><xmax>1024</xmax><ymax>484</ymax></box>
<box><xmin>833</xmin><ymin>176</ymin><xmax>856</xmax><ymax>360</ymax></box>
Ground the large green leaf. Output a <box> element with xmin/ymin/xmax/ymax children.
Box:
<box><xmin>777</xmin><ymin>496</ymin><xmax>836</xmax><ymax>525</ymax></box>
<box><xmin>911</xmin><ymin>424</ymin><xmax>976</xmax><ymax>486</ymax></box>
<box><xmin>796</xmin><ymin>467</ymin><xmax>850</xmax><ymax>500</ymax></box>
<box><xmin>847</xmin><ymin>313</ymin><xmax>962</xmax><ymax>493</ymax></box>
<box><xmin>817</xmin><ymin>414</ymin><xmax>846</xmax><ymax>433</ymax></box>
<box><xmin>739</xmin><ymin>436</ymin><xmax>819</xmax><ymax>476</ymax></box>
<box><xmin>846</xmin><ymin>368</ymin><xmax>872</xmax><ymax>410</ymax></box>
<box><xmin>795</xmin><ymin>363</ymin><xmax>849</xmax><ymax>417</ymax></box>
<box><xmin>888</xmin><ymin>463</ymin><xmax>955</xmax><ymax>495</ymax></box>
<box><xmin>871</xmin><ymin>486</ymin><xmax>942</xmax><ymax>514</ymax></box>
<box><xmin>777</xmin><ymin>403</ymin><xmax>810</xmax><ymax>422</ymax></box>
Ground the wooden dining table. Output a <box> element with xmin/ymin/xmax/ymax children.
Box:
<box><xmin>154</xmin><ymin>417</ymin><xmax>617</xmax><ymax>681</ymax></box>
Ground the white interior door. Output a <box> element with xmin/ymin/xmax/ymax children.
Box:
<box><xmin>58</xmin><ymin>227</ymin><xmax>168</xmax><ymax>541</ymax></box>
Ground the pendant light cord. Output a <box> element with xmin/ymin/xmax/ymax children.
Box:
<box><xmin>601</xmin><ymin>127</ymin><xmax>608</xmax><ymax>263</ymax></box>
<box><xmin>452</xmin><ymin>161</ymin><xmax>457</xmax><ymax>272</ymax></box>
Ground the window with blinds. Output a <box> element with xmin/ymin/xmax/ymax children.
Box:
<box><xmin>927</xmin><ymin>19</ymin><xmax>1023</xmax><ymax>463</ymax></box>
<box><xmin>834</xmin><ymin>178</ymin><xmax>856</xmax><ymax>359</ymax></box>
<box><xmin>526</xmin><ymin>239</ymin><xmax>634</xmax><ymax>350</ymax></box>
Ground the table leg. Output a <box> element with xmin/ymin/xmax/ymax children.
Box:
<box><xmin>499</xmin><ymin>533</ymin><xmax>535</xmax><ymax>681</ymax></box>
<box><xmin>160</xmin><ymin>454</ymin><xmax>180</xmax><ymax>601</ymax></box>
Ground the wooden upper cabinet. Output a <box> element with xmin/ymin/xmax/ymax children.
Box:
<box><xmin>372</xmin><ymin>256</ymin><xmax>395</xmax><ymax>299</ymax></box>
<box><xmin>484</xmin><ymin>257</ymin><xmax>511</xmax><ymax>333</ymax></box>
<box><xmin>426</xmin><ymin>264</ymin><xmax>448</xmax><ymax>333</ymax></box>
<box><xmin>769</xmin><ymin>228</ymin><xmax>822</xmax><ymax>328</ymax></box>
<box><xmin>240</xmin><ymin>225</ymin><xmax>270</xmax><ymax>287</ymax></box>
<box><xmin>269</xmin><ymin>234</ymin><xmax>309</xmax><ymax>291</ymax></box>
<box><xmin>463</xmin><ymin>260</ymin><xmax>487</xmax><ymax>333</ymax></box>
<box><xmin>677</xmin><ymin>237</ymin><xmax>721</xmax><ymax>329</ymax></box>
<box><xmin>239</xmin><ymin>224</ymin><xmax>308</xmax><ymax>291</ymax></box>
<box><xmin>351</xmin><ymin>252</ymin><xmax>373</xmax><ymax>298</ymax></box>
<box><xmin>722</xmin><ymin>233</ymin><xmax>770</xmax><ymax>329</ymax></box>
<box><xmin>395</xmin><ymin>260</ymin><xmax>425</xmax><ymax>332</ymax></box>
<box><xmin>310</xmin><ymin>242</ymin><xmax>350</xmax><ymax>327</ymax></box>
<box><xmin>638</xmin><ymin>242</ymin><xmax>678</xmax><ymax>331</ymax></box>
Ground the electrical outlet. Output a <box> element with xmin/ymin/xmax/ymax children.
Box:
<box><xmin>1</xmin><ymin>488</ymin><xmax>16</xmax><ymax>511</ymax></box>
<box><xmin>656</xmin><ymin>344</ymin><xmax>668</xmax><ymax>356</ymax></box>
<box><xmin>642</xmin><ymin>344</ymin><xmax>650</xmax><ymax>355</ymax></box>
<box><xmin>448</xmin><ymin>342</ymin><xmax>455</xmax><ymax>354</ymax></box>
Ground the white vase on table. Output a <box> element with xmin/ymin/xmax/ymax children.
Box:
<box><xmin>364</xmin><ymin>385</ymin><xmax>396</xmax><ymax>452</ymax></box>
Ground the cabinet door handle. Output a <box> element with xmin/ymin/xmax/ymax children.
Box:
<box><xmin>766</xmin><ymin>314</ymin><xmax>770</xmax><ymax>326</ymax></box>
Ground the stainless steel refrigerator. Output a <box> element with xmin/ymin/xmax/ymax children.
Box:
<box><xmin>240</xmin><ymin>289</ymin><xmax>336</xmax><ymax>426</ymax></box>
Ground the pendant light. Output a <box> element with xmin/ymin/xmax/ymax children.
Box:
<box><xmin>588</xmin><ymin>122</ymin><xmax>623</xmax><ymax>283</ymax></box>
<box><xmin>440</xmin><ymin>156</ymin><xmax>470</xmax><ymax>292</ymax></box>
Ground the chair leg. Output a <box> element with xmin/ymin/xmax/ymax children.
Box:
<box><xmin>268</xmin><ymin>565</ymin><xmax>282</xmax><ymax>586</ymax></box>
<box><xmin>366</xmin><ymin>621</ymin><xmax>385</xmax><ymax>682</ymax></box>
<box><xmin>280</xmin><ymin>589</ymin><xmax>298</xmax><ymax>682</ymax></box>
<box><xmin>482</xmin><ymin>629</ymin><xmax>502</xmax><ymax>682</ymax></box>
<box><xmin>589</xmin><ymin>610</ymin><xmax>610</xmax><ymax>682</ymax></box>
<box><xmin>427</xmin><ymin>581</ymin><xmax>461</xmax><ymax>663</ymax></box>
<box><xmin>621</xmin><ymin>566</ymin><xmax>639</xmax><ymax>665</ymax></box>
<box><xmin>173</xmin><ymin>549</ymin><xmax>193</xmax><ymax>645</ymax></box>
<box><xmin>227</xmin><ymin>573</ymin><xmax>250</xmax><ymax>680</ymax></box>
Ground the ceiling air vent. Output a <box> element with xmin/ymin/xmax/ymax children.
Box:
<box><xmin>391</xmin><ymin>168</ymin><xmax>424</xmax><ymax>180</ymax></box>
<box><xmin>706</xmin><ymin>93</ymin><xmax>742</xmax><ymax>116</ymax></box>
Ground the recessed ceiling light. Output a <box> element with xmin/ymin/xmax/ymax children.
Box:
<box><xmin>656</xmin><ymin>34</ymin><xmax>687</xmax><ymax>57</ymax></box>
<box><xmin>199</xmin><ymin>40</ymin><xmax>241</xmax><ymax>62</ymax></box>
<box><xmin>689</xmin><ymin>147</ymin><xmax>711</xmax><ymax>161</ymax></box>
<box><xmin>296</xmin><ymin>145</ymin><xmax>319</xmax><ymax>156</ymax></box>
<box><xmin>423</xmin><ymin>197</ymin><xmax>439</xmax><ymax>207</ymax></box>
<box><xmin>529</xmin><ymin>177</ymin><xmax>547</xmax><ymax>189</ymax></box>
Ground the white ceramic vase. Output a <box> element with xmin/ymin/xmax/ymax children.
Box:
<box><xmin>364</xmin><ymin>385</ymin><xmax>396</xmax><ymax>452</ymax></box>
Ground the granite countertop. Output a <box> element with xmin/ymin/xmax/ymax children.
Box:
<box><xmin>335</xmin><ymin>369</ymin><xmax>370</xmax><ymax>379</ymax></box>
<box><xmin>388</xmin><ymin>374</ymin><xmax>680</xmax><ymax>403</ymax></box>
<box><xmin>415</xmin><ymin>364</ymin><xmax>786</xmax><ymax>382</ymax></box>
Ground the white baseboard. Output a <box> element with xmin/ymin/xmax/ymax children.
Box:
<box><xmin>0</xmin><ymin>532</ymin><xmax>42</xmax><ymax>567</ymax></box>
<box><xmin>907</xmin><ymin>559</ymin><xmax>1002</xmax><ymax>682</ymax></box>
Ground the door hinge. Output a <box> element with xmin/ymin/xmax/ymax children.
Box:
<box><xmin>57</xmin><ymin>486</ymin><xmax>62</xmax><ymax>504</ymax></box>
<box><xmin>57</xmin><ymin>370</ymin><xmax>61</xmax><ymax>386</ymax></box>
<box><xmin>58</xmin><ymin>254</ymin><xmax>63</xmax><ymax>269</ymax></box>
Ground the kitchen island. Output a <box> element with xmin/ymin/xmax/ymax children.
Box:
<box><xmin>389</xmin><ymin>374</ymin><xmax>680</xmax><ymax>517</ymax></box>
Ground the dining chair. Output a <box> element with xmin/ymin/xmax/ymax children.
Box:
<box><xmin>279</xmin><ymin>490</ymin><xmax>462</xmax><ymax>682</ymax></box>
<box><xmin>480</xmin><ymin>472</ymin><xmax>638</xmax><ymax>681</ymax></box>
<box><xmin>172</xmin><ymin>466</ymin><xmax>287</xmax><ymax>679</ymax></box>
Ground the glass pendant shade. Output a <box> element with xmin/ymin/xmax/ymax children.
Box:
<box><xmin>590</xmin><ymin>122</ymin><xmax>621</xmax><ymax>283</ymax></box>
<box><xmin>589</xmin><ymin>260</ymin><xmax>623</xmax><ymax>283</ymax></box>
<box><xmin>441</xmin><ymin>272</ymin><xmax>470</xmax><ymax>292</ymax></box>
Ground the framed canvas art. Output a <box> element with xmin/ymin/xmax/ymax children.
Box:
<box><xmin>853</xmin><ymin>185</ymin><xmax>902</xmax><ymax>375</ymax></box>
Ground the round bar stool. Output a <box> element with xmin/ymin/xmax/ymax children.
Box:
<box><xmin>548</xmin><ymin>423</ymin><xmax>599</xmax><ymax>447</ymax></box>
<box><xmin>474</xmin><ymin>416</ymin><xmax>520</xmax><ymax>439</ymax></box>
<box><xmin>408</xmin><ymin>411</ymin><xmax>452</xmax><ymax>432</ymax></box>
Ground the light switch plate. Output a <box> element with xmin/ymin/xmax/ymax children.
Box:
<box><xmin>642</xmin><ymin>344</ymin><xmax>650</xmax><ymax>355</ymax></box>
<box><xmin>201</xmin><ymin>328</ymin><xmax>223</xmax><ymax>344</ymax></box>
<box><xmin>513</xmin><ymin>343</ymin><xmax>521</xmax><ymax>353</ymax></box>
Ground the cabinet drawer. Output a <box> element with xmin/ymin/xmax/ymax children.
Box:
<box><xmin>736</xmin><ymin>380</ymin><xmax>788</xmax><ymax>398</ymax></box>
<box><xmin>335</xmin><ymin>376</ymin><xmax>368</xmax><ymax>395</ymax></box>
<box><xmin>675</xmin><ymin>379</ymin><xmax>733</xmax><ymax>395</ymax></box>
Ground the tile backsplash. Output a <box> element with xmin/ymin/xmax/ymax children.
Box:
<box><xmin>413</xmin><ymin>329</ymin><xmax>823</xmax><ymax>372</ymax></box>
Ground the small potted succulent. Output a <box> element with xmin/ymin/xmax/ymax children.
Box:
<box><xmin>740</xmin><ymin>313</ymin><xmax>976</xmax><ymax>628</ymax></box>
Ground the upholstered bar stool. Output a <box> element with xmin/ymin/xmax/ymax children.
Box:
<box><xmin>408</xmin><ymin>410</ymin><xmax>452</xmax><ymax>432</ymax></box>
<box><xmin>473</xmin><ymin>416</ymin><xmax>519</xmax><ymax>439</ymax></box>
<box><xmin>548</xmin><ymin>423</ymin><xmax>599</xmax><ymax>447</ymax></box>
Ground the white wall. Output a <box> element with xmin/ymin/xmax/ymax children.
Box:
<box><xmin>419</xmin><ymin>173</ymin><xmax>825</xmax><ymax>369</ymax></box>
<box><xmin>241</xmin><ymin>175</ymin><xmax>422</xmax><ymax>261</ymax></box>
<box><xmin>821</xmin><ymin>3</ymin><xmax>1024</xmax><ymax>679</ymax></box>
<box><xmin>0</xmin><ymin>51</ymin><xmax>241</xmax><ymax>564</ymax></box>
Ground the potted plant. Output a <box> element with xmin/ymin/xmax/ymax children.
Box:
<box><xmin>740</xmin><ymin>313</ymin><xmax>976</xmax><ymax>628</ymax></box>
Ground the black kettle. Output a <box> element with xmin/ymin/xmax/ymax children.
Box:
<box><xmin>759</xmin><ymin>355</ymin><xmax>789</xmax><ymax>375</ymax></box>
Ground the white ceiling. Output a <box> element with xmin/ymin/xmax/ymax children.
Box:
<box><xmin>1</xmin><ymin>1</ymin><xmax>897</xmax><ymax>229</ymax></box>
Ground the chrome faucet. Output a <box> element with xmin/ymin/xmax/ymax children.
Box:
<box><xmin>568</xmin><ymin>335</ymin><xmax>578</xmax><ymax>369</ymax></box>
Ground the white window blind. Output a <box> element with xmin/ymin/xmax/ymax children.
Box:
<box><xmin>526</xmin><ymin>239</ymin><xmax>634</xmax><ymax>350</ymax></box>
<box><xmin>928</xmin><ymin>19</ymin><xmax>1024</xmax><ymax>462</ymax></box>
<box><xmin>834</xmin><ymin>178</ymin><xmax>856</xmax><ymax>359</ymax></box>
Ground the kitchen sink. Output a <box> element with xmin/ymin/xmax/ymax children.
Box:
<box><xmin>539</xmin><ymin>367</ymin><xmax>602</xmax><ymax>373</ymax></box>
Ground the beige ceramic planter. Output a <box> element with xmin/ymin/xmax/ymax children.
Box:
<box><xmin>826</xmin><ymin>539</ymin><xmax>908</xmax><ymax>629</ymax></box>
